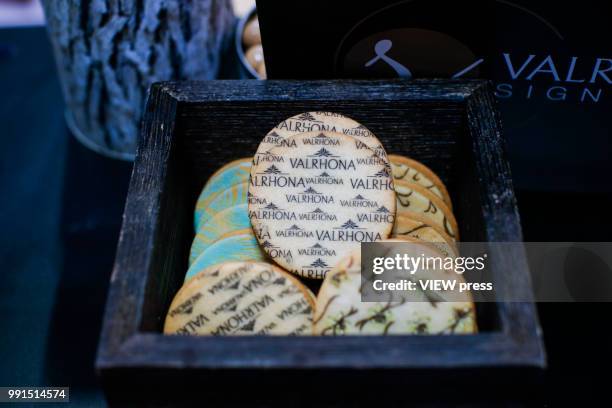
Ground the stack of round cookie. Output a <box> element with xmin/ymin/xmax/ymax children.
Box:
<box><xmin>164</xmin><ymin>112</ymin><xmax>475</xmax><ymax>336</ymax></box>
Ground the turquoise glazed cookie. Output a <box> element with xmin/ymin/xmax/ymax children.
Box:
<box><xmin>195</xmin><ymin>182</ymin><xmax>249</xmax><ymax>231</ymax></box>
<box><xmin>189</xmin><ymin>204</ymin><xmax>251</xmax><ymax>265</ymax></box>
<box><xmin>185</xmin><ymin>232</ymin><xmax>266</xmax><ymax>282</ymax></box>
<box><xmin>194</xmin><ymin>158</ymin><xmax>251</xmax><ymax>229</ymax></box>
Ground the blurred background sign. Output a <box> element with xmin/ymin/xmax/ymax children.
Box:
<box><xmin>258</xmin><ymin>0</ymin><xmax>612</xmax><ymax>193</ymax></box>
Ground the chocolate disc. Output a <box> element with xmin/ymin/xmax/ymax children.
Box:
<box><xmin>255</xmin><ymin>112</ymin><xmax>389</xmax><ymax>167</ymax></box>
<box><xmin>166</xmin><ymin>261</ymin><xmax>314</xmax><ymax>336</ymax></box>
<box><xmin>249</xmin><ymin>131</ymin><xmax>396</xmax><ymax>279</ymax></box>
<box><xmin>314</xmin><ymin>242</ymin><xmax>476</xmax><ymax>335</ymax></box>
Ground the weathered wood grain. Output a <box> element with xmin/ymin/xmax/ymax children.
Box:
<box><xmin>96</xmin><ymin>79</ymin><xmax>545</xmax><ymax>405</ymax></box>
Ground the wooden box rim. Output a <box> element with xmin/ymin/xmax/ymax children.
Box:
<box><xmin>96</xmin><ymin>79</ymin><xmax>546</xmax><ymax>374</ymax></box>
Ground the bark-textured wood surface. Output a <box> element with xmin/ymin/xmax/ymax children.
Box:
<box><xmin>42</xmin><ymin>0</ymin><xmax>235</xmax><ymax>158</ymax></box>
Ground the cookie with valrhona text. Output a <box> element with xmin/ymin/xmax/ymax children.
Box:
<box><xmin>195</xmin><ymin>182</ymin><xmax>249</xmax><ymax>231</ymax></box>
<box><xmin>185</xmin><ymin>232</ymin><xmax>267</xmax><ymax>282</ymax></box>
<box><xmin>194</xmin><ymin>158</ymin><xmax>251</xmax><ymax>230</ymax></box>
<box><xmin>393</xmin><ymin>179</ymin><xmax>459</xmax><ymax>240</ymax></box>
<box><xmin>392</xmin><ymin>214</ymin><xmax>458</xmax><ymax>258</ymax></box>
<box><xmin>255</xmin><ymin>112</ymin><xmax>389</xmax><ymax>167</ymax></box>
<box><xmin>189</xmin><ymin>204</ymin><xmax>251</xmax><ymax>265</ymax></box>
<box><xmin>313</xmin><ymin>241</ymin><xmax>477</xmax><ymax>335</ymax></box>
<box><xmin>248</xmin><ymin>131</ymin><xmax>396</xmax><ymax>279</ymax></box>
<box><xmin>165</xmin><ymin>261</ymin><xmax>315</xmax><ymax>336</ymax></box>
<box><xmin>388</xmin><ymin>154</ymin><xmax>452</xmax><ymax>209</ymax></box>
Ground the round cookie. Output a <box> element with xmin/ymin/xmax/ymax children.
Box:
<box><xmin>313</xmin><ymin>243</ymin><xmax>477</xmax><ymax>335</ymax></box>
<box><xmin>392</xmin><ymin>215</ymin><xmax>458</xmax><ymax>258</ymax></box>
<box><xmin>255</xmin><ymin>112</ymin><xmax>388</xmax><ymax>166</ymax></box>
<box><xmin>249</xmin><ymin>131</ymin><xmax>396</xmax><ymax>279</ymax></box>
<box><xmin>185</xmin><ymin>232</ymin><xmax>266</xmax><ymax>282</ymax></box>
<box><xmin>389</xmin><ymin>154</ymin><xmax>452</xmax><ymax>208</ymax></box>
<box><xmin>166</xmin><ymin>261</ymin><xmax>314</xmax><ymax>336</ymax></box>
<box><xmin>194</xmin><ymin>158</ymin><xmax>251</xmax><ymax>229</ymax></box>
<box><xmin>394</xmin><ymin>179</ymin><xmax>459</xmax><ymax>240</ymax></box>
<box><xmin>195</xmin><ymin>182</ymin><xmax>249</xmax><ymax>230</ymax></box>
<box><xmin>189</xmin><ymin>204</ymin><xmax>251</xmax><ymax>265</ymax></box>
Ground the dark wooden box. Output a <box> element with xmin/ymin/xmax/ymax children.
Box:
<box><xmin>96</xmin><ymin>79</ymin><xmax>545</xmax><ymax>406</ymax></box>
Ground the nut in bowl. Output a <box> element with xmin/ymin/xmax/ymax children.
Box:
<box><xmin>236</xmin><ymin>7</ymin><xmax>266</xmax><ymax>79</ymax></box>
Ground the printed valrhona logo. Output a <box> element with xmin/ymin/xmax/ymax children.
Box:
<box><xmin>251</xmin><ymin>168</ymin><xmax>345</xmax><ymax>189</ymax></box>
<box><xmin>247</xmin><ymin>190</ymin><xmax>267</xmax><ymax>206</ymax></box>
<box><xmin>261</xmin><ymin>131</ymin><xmax>297</xmax><ymax>148</ymax></box>
<box><xmin>253</xmin><ymin>149</ymin><xmax>286</xmax><ymax>165</ymax></box>
<box><xmin>277</xmin><ymin>115</ymin><xmax>342</xmax><ymax>134</ymax></box>
<box><xmin>276</xmin><ymin>113</ymin><xmax>377</xmax><ymax>142</ymax></box>
<box><xmin>355</xmin><ymin>139</ymin><xmax>388</xmax><ymax>160</ymax></box>
<box><xmin>278</xmin><ymin>224</ymin><xmax>313</xmax><ymax>239</ymax></box>
<box><xmin>358</xmin><ymin>205</ymin><xmax>395</xmax><ymax>224</ymax></box>
<box><xmin>286</xmin><ymin>187</ymin><xmax>335</xmax><ymax>205</ymax></box>
<box><xmin>167</xmin><ymin>263</ymin><xmax>313</xmax><ymax>336</ymax></box>
<box><xmin>298</xmin><ymin>243</ymin><xmax>338</xmax><ymax>258</ymax></box>
<box><xmin>258</xmin><ymin>164</ymin><xmax>287</xmax><ymax>175</ymax></box>
<box><xmin>261</xmin><ymin>240</ymin><xmax>293</xmax><ymax>263</ymax></box>
<box><xmin>303</xmin><ymin>134</ymin><xmax>341</xmax><ymax>146</ymax></box>
<box><xmin>289</xmin><ymin>149</ymin><xmax>358</xmax><ymax>172</ymax></box>
<box><xmin>302</xmin><ymin>207</ymin><xmax>338</xmax><ymax>222</ymax></box>
<box><xmin>167</xmin><ymin>292</ymin><xmax>203</xmax><ymax>317</ymax></box>
<box><xmin>250</xmin><ymin>165</ymin><xmax>310</xmax><ymax>189</ymax></box>
<box><xmin>344</xmin><ymin>124</ymin><xmax>375</xmax><ymax>138</ymax></box>
<box><xmin>302</xmin><ymin>258</ymin><xmax>332</xmax><ymax>278</ymax></box>
<box><xmin>340</xmin><ymin>194</ymin><xmax>379</xmax><ymax>208</ymax></box>
<box><xmin>320</xmin><ymin>219</ymin><xmax>384</xmax><ymax>242</ymax></box>
<box><xmin>248</xmin><ymin>130</ymin><xmax>395</xmax><ymax>279</ymax></box>
<box><xmin>249</xmin><ymin>202</ymin><xmax>297</xmax><ymax>221</ymax></box>
<box><xmin>350</xmin><ymin>173</ymin><xmax>394</xmax><ymax>191</ymax></box>
<box><xmin>260</xmin><ymin>114</ymin><xmax>389</xmax><ymax>172</ymax></box>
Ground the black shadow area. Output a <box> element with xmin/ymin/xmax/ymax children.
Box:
<box><xmin>43</xmin><ymin>135</ymin><xmax>131</xmax><ymax>404</ymax></box>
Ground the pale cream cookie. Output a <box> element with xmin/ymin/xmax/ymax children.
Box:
<box><xmin>392</xmin><ymin>214</ymin><xmax>458</xmax><ymax>258</ymax></box>
<box><xmin>255</xmin><ymin>112</ymin><xmax>388</xmax><ymax>166</ymax></box>
<box><xmin>249</xmin><ymin>131</ymin><xmax>396</xmax><ymax>279</ymax></box>
<box><xmin>389</xmin><ymin>154</ymin><xmax>452</xmax><ymax>209</ymax></box>
<box><xmin>394</xmin><ymin>179</ymin><xmax>459</xmax><ymax>240</ymax></box>
<box><xmin>314</xmin><ymin>241</ymin><xmax>477</xmax><ymax>335</ymax></box>
<box><xmin>166</xmin><ymin>261</ymin><xmax>314</xmax><ymax>336</ymax></box>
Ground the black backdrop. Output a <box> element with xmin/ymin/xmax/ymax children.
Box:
<box><xmin>258</xmin><ymin>0</ymin><xmax>612</xmax><ymax>193</ymax></box>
